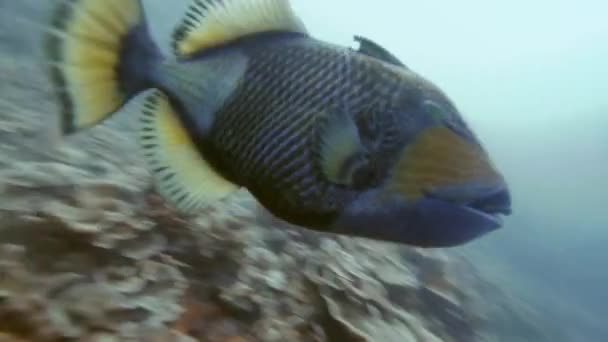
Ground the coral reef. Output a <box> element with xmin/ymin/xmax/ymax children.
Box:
<box><xmin>0</xmin><ymin>55</ymin><xmax>550</xmax><ymax>341</ymax></box>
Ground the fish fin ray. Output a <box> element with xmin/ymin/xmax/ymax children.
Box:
<box><xmin>171</xmin><ymin>0</ymin><xmax>308</xmax><ymax>57</ymax></box>
<box><xmin>44</xmin><ymin>0</ymin><xmax>145</xmax><ymax>135</ymax></box>
<box><xmin>353</xmin><ymin>35</ymin><xmax>408</xmax><ymax>69</ymax></box>
<box><xmin>137</xmin><ymin>89</ymin><xmax>239</xmax><ymax>213</ymax></box>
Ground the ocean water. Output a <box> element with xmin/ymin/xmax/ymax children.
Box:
<box><xmin>1</xmin><ymin>0</ymin><xmax>606</xmax><ymax>341</ymax></box>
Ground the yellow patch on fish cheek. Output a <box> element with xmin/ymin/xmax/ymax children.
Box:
<box><xmin>391</xmin><ymin>127</ymin><xmax>501</xmax><ymax>199</ymax></box>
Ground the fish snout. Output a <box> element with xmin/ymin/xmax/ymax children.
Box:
<box><xmin>464</xmin><ymin>183</ymin><xmax>512</xmax><ymax>216</ymax></box>
<box><xmin>330</xmin><ymin>124</ymin><xmax>513</xmax><ymax>247</ymax></box>
<box><xmin>330</xmin><ymin>179</ymin><xmax>511</xmax><ymax>248</ymax></box>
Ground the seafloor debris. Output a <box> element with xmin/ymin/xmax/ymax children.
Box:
<box><xmin>0</xmin><ymin>55</ymin><xmax>551</xmax><ymax>341</ymax></box>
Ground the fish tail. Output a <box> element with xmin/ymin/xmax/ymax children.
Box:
<box><xmin>43</xmin><ymin>0</ymin><xmax>161</xmax><ymax>135</ymax></box>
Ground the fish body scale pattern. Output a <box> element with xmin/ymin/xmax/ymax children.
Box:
<box><xmin>210</xmin><ymin>40</ymin><xmax>402</xmax><ymax>222</ymax></box>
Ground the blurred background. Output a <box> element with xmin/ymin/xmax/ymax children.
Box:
<box><xmin>1</xmin><ymin>0</ymin><xmax>607</xmax><ymax>340</ymax></box>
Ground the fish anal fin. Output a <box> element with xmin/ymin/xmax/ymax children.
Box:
<box><xmin>172</xmin><ymin>0</ymin><xmax>308</xmax><ymax>57</ymax></box>
<box><xmin>137</xmin><ymin>89</ymin><xmax>239</xmax><ymax>213</ymax></box>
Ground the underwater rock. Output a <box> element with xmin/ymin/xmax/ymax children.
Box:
<box><xmin>0</xmin><ymin>55</ymin><xmax>549</xmax><ymax>342</ymax></box>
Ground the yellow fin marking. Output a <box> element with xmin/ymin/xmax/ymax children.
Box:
<box><xmin>61</xmin><ymin>65</ymin><xmax>116</xmax><ymax>85</ymax></box>
<box><xmin>172</xmin><ymin>0</ymin><xmax>307</xmax><ymax>57</ymax></box>
<box><xmin>45</xmin><ymin>0</ymin><xmax>143</xmax><ymax>134</ymax></box>
<box><xmin>137</xmin><ymin>90</ymin><xmax>239</xmax><ymax>213</ymax></box>
<box><xmin>66</xmin><ymin>82</ymin><xmax>122</xmax><ymax>128</ymax></box>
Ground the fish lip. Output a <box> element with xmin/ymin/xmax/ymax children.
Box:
<box><xmin>460</xmin><ymin>204</ymin><xmax>504</xmax><ymax>228</ymax></box>
<box><xmin>330</xmin><ymin>190</ymin><xmax>508</xmax><ymax>247</ymax></box>
<box><xmin>427</xmin><ymin>182</ymin><xmax>512</xmax><ymax>224</ymax></box>
<box><xmin>464</xmin><ymin>186</ymin><xmax>512</xmax><ymax>219</ymax></box>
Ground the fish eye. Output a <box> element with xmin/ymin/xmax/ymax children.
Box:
<box><xmin>351</xmin><ymin>160</ymin><xmax>378</xmax><ymax>189</ymax></box>
<box><xmin>344</xmin><ymin>153</ymin><xmax>379</xmax><ymax>190</ymax></box>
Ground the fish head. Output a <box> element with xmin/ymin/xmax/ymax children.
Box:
<box><xmin>332</xmin><ymin>74</ymin><xmax>511</xmax><ymax>247</ymax></box>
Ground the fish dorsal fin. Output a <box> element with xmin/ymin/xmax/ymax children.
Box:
<box><xmin>137</xmin><ymin>89</ymin><xmax>239</xmax><ymax>213</ymax></box>
<box><xmin>354</xmin><ymin>35</ymin><xmax>409</xmax><ymax>70</ymax></box>
<box><xmin>172</xmin><ymin>0</ymin><xmax>308</xmax><ymax>57</ymax></box>
<box><xmin>314</xmin><ymin>111</ymin><xmax>372</xmax><ymax>188</ymax></box>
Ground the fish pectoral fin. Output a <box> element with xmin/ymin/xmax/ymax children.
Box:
<box><xmin>137</xmin><ymin>89</ymin><xmax>239</xmax><ymax>213</ymax></box>
<box><xmin>353</xmin><ymin>35</ymin><xmax>409</xmax><ymax>69</ymax></box>
<box><xmin>313</xmin><ymin>111</ymin><xmax>369</xmax><ymax>187</ymax></box>
<box><xmin>171</xmin><ymin>0</ymin><xmax>308</xmax><ymax>57</ymax></box>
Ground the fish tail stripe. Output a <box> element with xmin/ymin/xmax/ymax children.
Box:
<box><xmin>171</xmin><ymin>0</ymin><xmax>308</xmax><ymax>57</ymax></box>
<box><xmin>44</xmin><ymin>0</ymin><xmax>143</xmax><ymax>135</ymax></box>
<box><xmin>136</xmin><ymin>89</ymin><xmax>239</xmax><ymax>213</ymax></box>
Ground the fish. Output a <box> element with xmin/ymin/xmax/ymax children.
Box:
<box><xmin>29</xmin><ymin>0</ymin><xmax>511</xmax><ymax>247</ymax></box>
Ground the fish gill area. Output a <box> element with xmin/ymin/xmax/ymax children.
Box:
<box><xmin>0</xmin><ymin>43</ymin><xmax>553</xmax><ymax>342</ymax></box>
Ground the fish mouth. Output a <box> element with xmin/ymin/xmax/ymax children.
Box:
<box><xmin>330</xmin><ymin>182</ymin><xmax>512</xmax><ymax>248</ymax></box>
<box><xmin>428</xmin><ymin>182</ymin><xmax>512</xmax><ymax>230</ymax></box>
<box><xmin>460</xmin><ymin>203</ymin><xmax>504</xmax><ymax>229</ymax></box>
